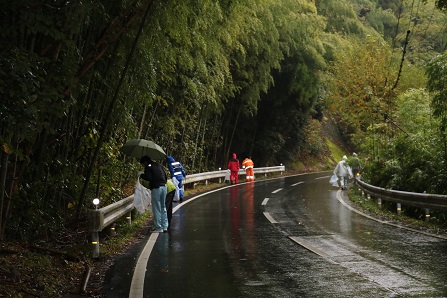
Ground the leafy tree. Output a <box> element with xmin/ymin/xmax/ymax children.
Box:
<box><xmin>2</xmin><ymin>0</ymin><xmax>447</xmax><ymax>241</ymax></box>
<box><xmin>364</xmin><ymin>89</ymin><xmax>445</xmax><ymax>193</ymax></box>
<box><xmin>0</xmin><ymin>0</ymin><xmax>99</xmax><ymax>239</ymax></box>
<box><xmin>365</xmin><ymin>8</ymin><xmax>398</xmax><ymax>39</ymax></box>
<box><xmin>316</xmin><ymin>0</ymin><xmax>365</xmax><ymax>36</ymax></box>
<box><xmin>229</xmin><ymin>0</ymin><xmax>326</xmax><ymax>165</ymax></box>
<box><xmin>325</xmin><ymin>36</ymin><xmax>394</xmax><ymax>148</ymax></box>
<box><xmin>427</xmin><ymin>53</ymin><xmax>447</xmax><ymax>124</ymax></box>
<box><xmin>426</xmin><ymin>53</ymin><xmax>447</xmax><ymax>165</ymax></box>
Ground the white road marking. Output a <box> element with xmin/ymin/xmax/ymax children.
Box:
<box><xmin>336</xmin><ymin>190</ymin><xmax>447</xmax><ymax>240</ymax></box>
<box><xmin>271</xmin><ymin>188</ymin><xmax>282</xmax><ymax>193</ymax></box>
<box><xmin>289</xmin><ymin>234</ymin><xmax>434</xmax><ymax>295</ymax></box>
<box><xmin>291</xmin><ymin>182</ymin><xmax>304</xmax><ymax>186</ymax></box>
<box><xmin>130</xmin><ymin>185</ymin><xmax>238</xmax><ymax>297</ymax></box>
<box><xmin>289</xmin><ymin>236</ymin><xmax>330</xmax><ymax>258</ymax></box>
<box><xmin>129</xmin><ymin>234</ymin><xmax>158</xmax><ymax>298</ymax></box>
<box><xmin>261</xmin><ymin>198</ymin><xmax>269</xmax><ymax>206</ymax></box>
<box><xmin>315</xmin><ymin>175</ymin><xmax>331</xmax><ymax>180</ymax></box>
<box><xmin>263</xmin><ymin>212</ymin><xmax>278</xmax><ymax>223</ymax></box>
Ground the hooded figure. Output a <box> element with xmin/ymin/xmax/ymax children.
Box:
<box><xmin>333</xmin><ymin>155</ymin><xmax>353</xmax><ymax>190</ymax></box>
<box><xmin>166</xmin><ymin>156</ymin><xmax>187</xmax><ymax>200</ymax></box>
<box><xmin>348</xmin><ymin>152</ymin><xmax>361</xmax><ymax>177</ymax></box>
<box><xmin>227</xmin><ymin>153</ymin><xmax>240</xmax><ymax>184</ymax></box>
<box><xmin>242</xmin><ymin>157</ymin><xmax>255</xmax><ymax>182</ymax></box>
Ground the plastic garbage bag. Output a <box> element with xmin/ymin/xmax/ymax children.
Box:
<box><xmin>348</xmin><ymin>167</ymin><xmax>353</xmax><ymax>179</ymax></box>
<box><xmin>329</xmin><ymin>174</ymin><xmax>339</xmax><ymax>187</ymax></box>
<box><xmin>225</xmin><ymin>169</ymin><xmax>230</xmax><ymax>183</ymax></box>
<box><xmin>134</xmin><ymin>177</ymin><xmax>151</xmax><ymax>213</ymax></box>
<box><xmin>172</xmin><ymin>176</ymin><xmax>180</xmax><ymax>202</ymax></box>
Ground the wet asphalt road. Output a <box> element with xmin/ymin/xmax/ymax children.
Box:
<box><xmin>103</xmin><ymin>172</ymin><xmax>447</xmax><ymax>297</ymax></box>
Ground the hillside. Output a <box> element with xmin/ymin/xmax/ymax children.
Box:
<box><xmin>290</xmin><ymin>114</ymin><xmax>354</xmax><ymax>173</ymax></box>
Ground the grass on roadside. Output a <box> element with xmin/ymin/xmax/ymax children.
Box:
<box><xmin>98</xmin><ymin>211</ymin><xmax>152</xmax><ymax>257</ymax></box>
<box><xmin>348</xmin><ymin>186</ymin><xmax>447</xmax><ymax>234</ymax></box>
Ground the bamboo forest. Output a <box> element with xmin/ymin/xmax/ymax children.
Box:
<box><xmin>1</xmin><ymin>0</ymin><xmax>447</xmax><ymax>241</ymax></box>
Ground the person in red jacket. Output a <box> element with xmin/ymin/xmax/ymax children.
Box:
<box><xmin>227</xmin><ymin>153</ymin><xmax>240</xmax><ymax>184</ymax></box>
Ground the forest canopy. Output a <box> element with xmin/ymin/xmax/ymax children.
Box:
<box><xmin>1</xmin><ymin>0</ymin><xmax>447</xmax><ymax>240</ymax></box>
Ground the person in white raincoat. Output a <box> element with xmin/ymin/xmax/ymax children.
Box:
<box><xmin>333</xmin><ymin>155</ymin><xmax>353</xmax><ymax>190</ymax></box>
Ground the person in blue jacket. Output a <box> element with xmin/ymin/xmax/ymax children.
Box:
<box><xmin>166</xmin><ymin>156</ymin><xmax>187</xmax><ymax>201</ymax></box>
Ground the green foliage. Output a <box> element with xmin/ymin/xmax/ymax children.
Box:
<box><xmin>365</xmin><ymin>8</ymin><xmax>398</xmax><ymax>39</ymax></box>
<box><xmin>2</xmin><ymin>0</ymin><xmax>447</xmax><ymax>241</ymax></box>
<box><xmin>423</xmin><ymin>0</ymin><xmax>447</xmax><ymax>11</ymax></box>
<box><xmin>0</xmin><ymin>0</ymin><xmax>329</xmax><ymax>240</ymax></box>
<box><xmin>361</xmin><ymin>89</ymin><xmax>447</xmax><ymax>193</ymax></box>
<box><xmin>316</xmin><ymin>0</ymin><xmax>365</xmax><ymax>35</ymax></box>
<box><xmin>325</xmin><ymin>36</ymin><xmax>393</xmax><ymax>149</ymax></box>
<box><xmin>349</xmin><ymin>187</ymin><xmax>447</xmax><ymax>230</ymax></box>
<box><xmin>427</xmin><ymin>53</ymin><xmax>447</xmax><ymax>128</ymax></box>
<box><xmin>303</xmin><ymin>119</ymin><xmax>325</xmax><ymax>155</ymax></box>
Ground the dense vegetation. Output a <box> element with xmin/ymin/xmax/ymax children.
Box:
<box><xmin>1</xmin><ymin>0</ymin><xmax>447</xmax><ymax>241</ymax></box>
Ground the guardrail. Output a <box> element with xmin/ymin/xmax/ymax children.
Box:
<box><xmin>184</xmin><ymin>165</ymin><xmax>286</xmax><ymax>185</ymax></box>
<box><xmin>355</xmin><ymin>177</ymin><xmax>447</xmax><ymax>221</ymax></box>
<box><xmin>87</xmin><ymin>165</ymin><xmax>285</xmax><ymax>257</ymax></box>
<box><xmin>87</xmin><ymin>196</ymin><xmax>134</xmax><ymax>258</ymax></box>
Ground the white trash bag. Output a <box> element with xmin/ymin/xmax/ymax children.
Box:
<box><xmin>224</xmin><ymin>169</ymin><xmax>230</xmax><ymax>183</ymax></box>
<box><xmin>329</xmin><ymin>174</ymin><xmax>339</xmax><ymax>187</ymax></box>
<box><xmin>134</xmin><ymin>177</ymin><xmax>151</xmax><ymax>213</ymax></box>
<box><xmin>172</xmin><ymin>176</ymin><xmax>180</xmax><ymax>202</ymax></box>
<box><xmin>348</xmin><ymin>167</ymin><xmax>353</xmax><ymax>179</ymax></box>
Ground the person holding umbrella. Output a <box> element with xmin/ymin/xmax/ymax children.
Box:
<box><xmin>139</xmin><ymin>155</ymin><xmax>169</xmax><ymax>233</ymax></box>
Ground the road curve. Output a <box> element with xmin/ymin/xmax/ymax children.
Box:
<box><xmin>103</xmin><ymin>172</ymin><xmax>447</xmax><ymax>297</ymax></box>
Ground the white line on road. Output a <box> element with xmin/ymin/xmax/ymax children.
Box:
<box><xmin>129</xmin><ymin>183</ymin><xmax>246</xmax><ymax>297</ymax></box>
<box><xmin>289</xmin><ymin>236</ymin><xmax>330</xmax><ymax>258</ymax></box>
<box><xmin>291</xmin><ymin>182</ymin><xmax>304</xmax><ymax>186</ymax></box>
<box><xmin>129</xmin><ymin>234</ymin><xmax>159</xmax><ymax>298</ymax></box>
<box><xmin>271</xmin><ymin>188</ymin><xmax>282</xmax><ymax>193</ymax></box>
<box><xmin>263</xmin><ymin>212</ymin><xmax>278</xmax><ymax>223</ymax></box>
<box><xmin>315</xmin><ymin>175</ymin><xmax>331</xmax><ymax>180</ymax></box>
<box><xmin>129</xmin><ymin>178</ymin><xmax>294</xmax><ymax>296</ymax></box>
<box><xmin>289</xmin><ymin>234</ymin><xmax>434</xmax><ymax>295</ymax></box>
<box><xmin>261</xmin><ymin>198</ymin><xmax>269</xmax><ymax>206</ymax></box>
<box><xmin>336</xmin><ymin>190</ymin><xmax>447</xmax><ymax>240</ymax></box>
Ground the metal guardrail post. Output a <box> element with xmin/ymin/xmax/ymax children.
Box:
<box><xmin>92</xmin><ymin>231</ymin><xmax>99</xmax><ymax>258</ymax></box>
<box><xmin>109</xmin><ymin>223</ymin><xmax>117</xmax><ymax>236</ymax></box>
<box><xmin>377</xmin><ymin>198</ymin><xmax>382</xmax><ymax>208</ymax></box>
<box><xmin>397</xmin><ymin>203</ymin><xmax>402</xmax><ymax>215</ymax></box>
<box><xmin>425</xmin><ymin>208</ymin><xmax>430</xmax><ymax>222</ymax></box>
